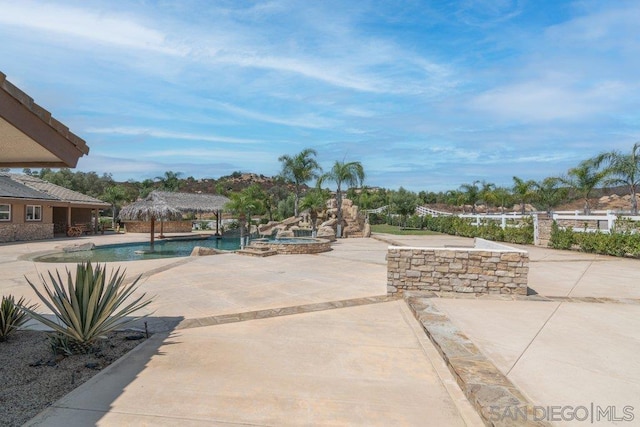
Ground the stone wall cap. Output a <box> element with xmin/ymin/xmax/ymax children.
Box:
<box><xmin>388</xmin><ymin>245</ymin><xmax>528</xmax><ymax>254</ymax></box>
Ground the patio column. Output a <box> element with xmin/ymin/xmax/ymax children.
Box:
<box><xmin>66</xmin><ymin>206</ymin><xmax>72</xmax><ymax>228</ymax></box>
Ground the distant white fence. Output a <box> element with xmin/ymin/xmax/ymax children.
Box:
<box><xmin>552</xmin><ymin>211</ymin><xmax>640</xmax><ymax>234</ymax></box>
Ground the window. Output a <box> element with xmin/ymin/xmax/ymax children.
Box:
<box><xmin>26</xmin><ymin>205</ymin><xmax>42</xmax><ymax>221</ymax></box>
<box><xmin>0</xmin><ymin>204</ymin><xmax>10</xmax><ymax>221</ymax></box>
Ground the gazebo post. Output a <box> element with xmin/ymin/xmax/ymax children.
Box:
<box><xmin>150</xmin><ymin>217</ymin><xmax>155</xmax><ymax>252</ymax></box>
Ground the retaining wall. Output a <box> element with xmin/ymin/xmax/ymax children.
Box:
<box><xmin>387</xmin><ymin>238</ymin><xmax>528</xmax><ymax>296</ymax></box>
<box><xmin>250</xmin><ymin>238</ymin><xmax>331</xmax><ymax>254</ymax></box>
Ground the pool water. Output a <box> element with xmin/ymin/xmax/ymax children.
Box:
<box><xmin>34</xmin><ymin>237</ymin><xmax>241</xmax><ymax>263</ymax></box>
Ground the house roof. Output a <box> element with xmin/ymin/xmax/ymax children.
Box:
<box><xmin>0</xmin><ymin>173</ymin><xmax>109</xmax><ymax>208</ymax></box>
<box><xmin>0</xmin><ymin>72</ymin><xmax>89</xmax><ymax>167</ymax></box>
<box><xmin>0</xmin><ymin>175</ymin><xmax>56</xmax><ymax>201</ymax></box>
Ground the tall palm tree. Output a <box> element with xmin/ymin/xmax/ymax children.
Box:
<box><xmin>459</xmin><ymin>181</ymin><xmax>480</xmax><ymax>214</ymax></box>
<box><xmin>512</xmin><ymin>176</ymin><xmax>537</xmax><ymax>214</ymax></box>
<box><xmin>320</xmin><ymin>160</ymin><xmax>365</xmax><ymax>237</ymax></box>
<box><xmin>595</xmin><ymin>142</ymin><xmax>640</xmax><ymax>214</ymax></box>
<box><xmin>299</xmin><ymin>187</ymin><xmax>329</xmax><ymax>237</ymax></box>
<box><xmin>278</xmin><ymin>148</ymin><xmax>322</xmax><ymax>217</ymax></box>
<box><xmin>560</xmin><ymin>159</ymin><xmax>608</xmax><ymax>214</ymax></box>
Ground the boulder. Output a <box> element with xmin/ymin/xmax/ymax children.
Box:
<box><xmin>62</xmin><ymin>242</ymin><xmax>95</xmax><ymax>253</ymax></box>
<box><xmin>190</xmin><ymin>246</ymin><xmax>225</xmax><ymax>256</ymax></box>
<box><xmin>276</xmin><ymin>229</ymin><xmax>295</xmax><ymax>239</ymax></box>
<box><xmin>317</xmin><ymin>226</ymin><xmax>336</xmax><ymax>241</ymax></box>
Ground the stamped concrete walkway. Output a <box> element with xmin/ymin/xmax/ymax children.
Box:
<box><xmin>3</xmin><ymin>232</ymin><xmax>639</xmax><ymax>425</ymax></box>
<box><xmin>1</xmin><ymin>234</ymin><xmax>481</xmax><ymax>426</ymax></box>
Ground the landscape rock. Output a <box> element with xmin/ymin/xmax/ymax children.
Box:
<box><xmin>62</xmin><ymin>242</ymin><xmax>95</xmax><ymax>253</ymax></box>
<box><xmin>190</xmin><ymin>246</ymin><xmax>225</xmax><ymax>256</ymax></box>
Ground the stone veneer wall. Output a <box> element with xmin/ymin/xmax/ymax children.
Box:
<box><xmin>250</xmin><ymin>238</ymin><xmax>331</xmax><ymax>254</ymax></box>
<box><xmin>536</xmin><ymin>216</ymin><xmax>553</xmax><ymax>247</ymax></box>
<box><xmin>0</xmin><ymin>223</ymin><xmax>54</xmax><ymax>243</ymax></box>
<box><xmin>387</xmin><ymin>238</ymin><xmax>528</xmax><ymax>296</ymax></box>
<box><xmin>123</xmin><ymin>221</ymin><xmax>193</xmax><ymax>233</ymax></box>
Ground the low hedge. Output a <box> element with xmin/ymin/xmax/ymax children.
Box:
<box><xmin>421</xmin><ymin>215</ymin><xmax>534</xmax><ymax>245</ymax></box>
<box><xmin>549</xmin><ymin>220</ymin><xmax>640</xmax><ymax>257</ymax></box>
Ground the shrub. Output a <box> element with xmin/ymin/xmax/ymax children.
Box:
<box><xmin>549</xmin><ymin>221</ymin><xmax>575</xmax><ymax>250</ymax></box>
<box><xmin>0</xmin><ymin>295</ymin><xmax>37</xmax><ymax>342</ymax></box>
<box><xmin>21</xmin><ymin>262</ymin><xmax>152</xmax><ymax>353</ymax></box>
<box><xmin>422</xmin><ymin>215</ymin><xmax>533</xmax><ymax>244</ymax></box>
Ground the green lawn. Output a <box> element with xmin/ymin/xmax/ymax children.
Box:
<box><xmin>371</xmin><ymin>224</ymin><xmax>440</xmax><ymax>235</ymax></box>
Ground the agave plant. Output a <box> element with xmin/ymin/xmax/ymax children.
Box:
<box><xmin>0</xmin><ymin>295</ymin><xmax>37</xmax><ymax>341</ymax></box>
<box><xmin>21</xmin><ymin>262</ymin><xmax>152</xmax><ymax>352</ymax></box>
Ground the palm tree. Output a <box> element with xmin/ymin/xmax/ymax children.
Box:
<box><xmin>459</xmin><ymin>181</ymin><xmax>480</xmax><ymax>214</ymax></box>
<box><xmin>512</xmin><ymin>176</ymin><xmax>537</xmax><ymax>214</ymax></box>
<box><xmin>299</xmin><ymin>187</ymin><xmax>329</xmax><ymax>237</ymax></box>
<box><xmin>492</xmin><ymin>186</ymin><xmax>513</xmax><ymax>214</ymax></box>
<box><xmin>320</xmin><ymin>160</ymin><xmax>365</xmax><ymax>237</ymax></box>
<box><xmin>155</xmin><ymin>171</ymin><xmax>182</xmax><ymax>192</ymax></box>
<box><xmin>225</xmin><ymin>191</ymin><xmax>260</xmax><ymax>248</ymax></box>
<box><xmin>595</xmin><ymin>142</ymin><xmax>640</xmax><ymax>214</ymax></box>
<box><xmin>444</xmin><ymin>189</ymin><xmax>466</xmax><ymax>213</ymax></box>
<box><xmin>278</xmin><ymin>148</ymin><xmax>322</xmax><ymax>217</ymax></box>
<box><xmin>560</xmin><ymin>159</ymin><xmax>608</xmax><ymax>214</ymax></box>
<box><xmin>478</xmin><ymin>181</ymin><xmax>496</xmax><ymax>212</ymax></box>
<box><xmin>534</xmin><ymin>177</ymin><xmax>568</xmax><ymax>215</ymax></box>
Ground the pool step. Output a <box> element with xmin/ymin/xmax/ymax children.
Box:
<box><xmin>236</xmin><ymin>246</ymin><xmax>278</xmax><ymax>257</ymax></box>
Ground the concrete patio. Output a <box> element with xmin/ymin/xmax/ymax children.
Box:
<box><xmin>0</xmin><ymin>232</ymin><xmax>638</xmax><ymax>425</ymax></box>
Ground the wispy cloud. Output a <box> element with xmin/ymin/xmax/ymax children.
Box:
<box><xmin>0</xmin><ymin>1</ymin><xmax>186</xmax><ymax>55</ymax></box>
<box><xmin>210</xmin><ymin>101</ymin><xmax>339</xmax><ymax>129</ymax></box>
<box><xmin>85</xmin><ymin>127</ymin><xmax>261</xmax><ymax>144</ymax></box>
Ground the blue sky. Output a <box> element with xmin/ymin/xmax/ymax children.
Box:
<box><xmin>2</xmin><ymin>0</ymin><xmax>639</xmax><ymax>192</ymax></box>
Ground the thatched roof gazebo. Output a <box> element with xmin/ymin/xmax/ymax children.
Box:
<box><xmin>149</xmin><ymin>191</ymin><xmax>229</xmax><ymax>213</ymax></box>
<box><xmin>119</xmin><ymin>199</ymin><xmax>182</xmax><ymax>252</ymax></box>
<box><xmin>119</xmin><ymin>191</ymin><xmax>231</xmax><ymax>251</ymax></box>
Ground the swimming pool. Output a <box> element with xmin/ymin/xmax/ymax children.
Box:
<box><xmin>34</xmin><ymin>236</ymin><xmax>241</xmax><ymax>263</ymax></box>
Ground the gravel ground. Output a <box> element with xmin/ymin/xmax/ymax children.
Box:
<box><xmin>0</xmin><ymin>330</ymin><xmax>148</xmax><ymax>427</ymax></box>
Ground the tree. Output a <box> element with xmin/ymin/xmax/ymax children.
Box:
<box><xmin>390</xmin><ymin>187</ymin><xmax>418</xmax><ymax>227</ymax></box>
<box><xmin>560</xmin><ymin>159</ymin><xmax>607</xmax><ymax>214</ymax></box>
<box><xmin>478</xmin><ymin>181</ymin><xmax>496</xmax><ymax>212</ymax></box>
<box><xmin>512</xmin><ymin>176</ymin><xmax>537</xmax><ymax>214</ymax></box>
<box><xmin>459</xmin><ymin>181</ymin><xmax>480</xmax><ymax>214</ymax></box>
<box><xmin>320</xmin><ymin>160</ymin><xmax>365</xmax><ymax>237</ymax></box>
<box><xmin>445</xmin><ymin>189</ymin><xmax>466</xmax><ymax>213</ymax></box>
<box><xmin>534</xmin><ymin>177</ymin><xmax>568</xmax><ymax>214</ymax></box>
<box><xmin>492</xmin><ymin>186</ymin><xmax>513</xmax><ymax>214</ymax></box>
<box><xmin>101</xmin><ymin>185</ymin><xmax>128</xmax><ymax>227</ymax></box>
<box><xmin>299</xmin><ymin>187</ymin><xmax>329</xmax><ymax>237</ymax></box>
<box><xmin>225</xmin><ymin>190</ymin><xmax>261</xmax><ymax>248</ymax></box>
<box><xmin>278</xmin><ymin>148</ymin><xmax>322</xmax><ymax>217</ymax></box>
<box><xmin>155</xmin><ymin>171</ymin><xmax>182</xmax><ymax>191</ymax></box>
<box><xmin>595</xmin><ymin>142</ymin><xmax>640</xmax><ymax>214</ymax></box>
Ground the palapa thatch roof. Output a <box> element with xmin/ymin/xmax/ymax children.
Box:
<box><xmin>118</xmin><ymin>199</ymin><xmax>183</xmax><ymax>221</ymax></box>
<box><xmin>149</xmin><ymin>191</ymin><xmax>230</xmax><ymax>213</ymax></box>
<box><xmin>119</xmin><ymin>191</ymin><xmax>230</xmax><ymax>221</ymax></box>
